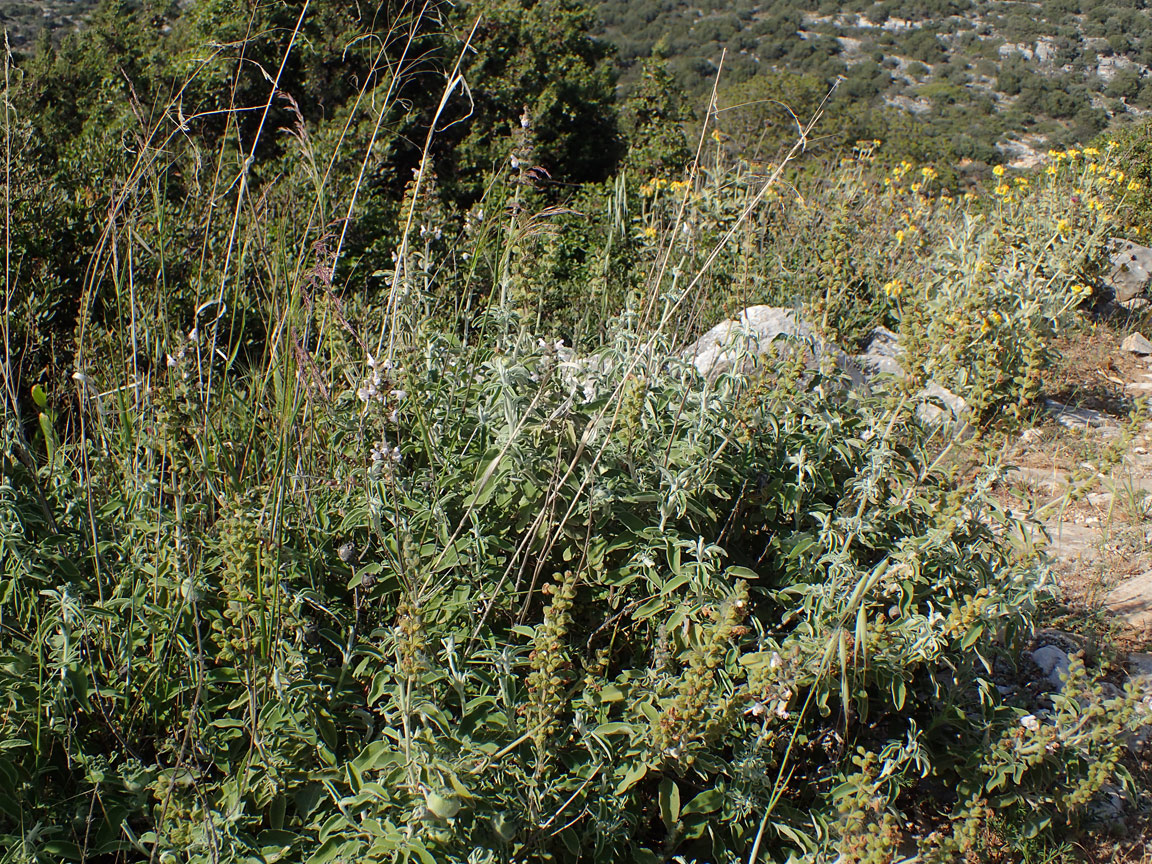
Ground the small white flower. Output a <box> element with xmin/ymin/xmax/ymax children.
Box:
<box><xmin>390</xmin><ymin>389</ymin><xmax>406</xmax><ymax>401</ymax></box>
<box><xmin>187</xmin><ymin>328</ymin><xmax>198</xmax><ymax>343</ymax></box>
<box><xmin>166</xmin><ymin>355</ymin><xmax>178</xmax><ymax>368</ymax></box>
<box><xmin>1021</xmin><ymin>714</ymin><xmax>1040</xmax><ymax>731</ymax></box>
<box><xmin>511</xmin><ymin>154</ymin><xmax>520</xmax><ymax>169</ymax></box>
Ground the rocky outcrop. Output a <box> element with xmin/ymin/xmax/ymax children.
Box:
<box><xmin>852</xmin><ymin>326</ymin><xmax>969</xmax><ymax>426</ymax></box>
<box><xmin>681</xmin><ymin>306</ymin><xmax>868</xmax><ymax>390</ymax></box>
<box><xmin>683</xmin><ymin>308</ymin><xmax>969</xmax><ymax>426</ymax></box>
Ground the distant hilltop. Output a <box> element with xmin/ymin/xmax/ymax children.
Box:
<box><xmin>0</xmin><ymin>0</ymin><xmax>97</xmax><ymax>50</ymax></box>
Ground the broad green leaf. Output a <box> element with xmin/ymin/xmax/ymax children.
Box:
<box><xmin>615</xmin><ymin>762</ymin><xmax>647</xmax><ymax>795</ymax></box>
<box><xmin>425</xmin><ymin>792</ymin><xmax>460</xmax><ymax>820</ymax></box>
<box><xmin>658</xmin><ymin>777</ymin><xmax>680</xmax><ymax>831</ymax></box>
<box><xmin>593</xmin><ymin>722</ymin><xmax>634</xmax><ymax>736</ymax></box>
<box><xmin>681</xmin><ymin>788</ymin><xmax>724</xmax><ymax>816</ymax></box>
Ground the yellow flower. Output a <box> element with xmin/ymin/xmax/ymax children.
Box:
<box><xmin>1129</xmin><ymin>180</ymin><xmax>1141</xmax><ymax>192</ymax></box>
<box><xmin>873</xmin><ymin>139</ymin><xmax>882</xmax><ymax>147</ymax></box>
<box><xmin>895</xmin><ymin>229</ymin><xmax>905</xmax><ymax>244</ymax></box>
<box><xmin>911</xmin><ymin>182</ymin><xmax>922</xmax><ymax>193</ymax></box>
<box><xmin>1084</xmin><ymin>147</ymin><xmax>1100</xmax><ymax>157</ymax></box>
<box><xmin>1067</xmin><ymin>148</ymin><xmax>1080</xmax><ymax>160</ymax></box>
<box><xmin>921</xmin><ymin>166</ymin><xmax>937</xmax><ymax>180</ymax></box>
<box><xmin>1108</xmin><ymin>140</ymin><xmax>1119</xmax><ymax>150</ymax></box>
<box><xmin>1057</xmin><ymin>218</ymin><xmax>1070</xmax><ymax>236</ymax></box>
<box><xmin>989</xmin><ymin>311</ymin><xmax>1003</xmax><ymax>325</ymax></box>
<box><xmin>642</xmin><ymin>226</ymin><xmax>658</xmax><ymax>239</ymax></box>
<box><xmin>995</xmin><ymin>183</ymin><xmax>1011</xmax><ymax>196</ymax></box>
<box><xmin>1046</xmin><ymin>165</ymin><xmax>1059</xmax><ymax>177</ymax></box>
<box><xmin>711</xmin><ymin>129</ymin><xmax>723</xmax><ymax>143</ymax></box>
<box><xmin>992</xmin><ymin>164</ymin><xmax>1005</xmax><ymax>177</ymax></box>
<box><xmin>883</xmin><ymin>279</ymin><xmax>904</xmax><ymax>298</ymax></box>
<box><xmin>980</xmin><ymin>318</ymin><xmax>992</xmax><ymax>334</ymax></box>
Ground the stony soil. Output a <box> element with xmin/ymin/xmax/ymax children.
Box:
<box><xmin>992</xmin><ymin>319</ymin><xmax>1152</xmax><ymax>861</ymax></box>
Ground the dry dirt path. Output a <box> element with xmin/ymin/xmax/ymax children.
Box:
<box><xmin>1008</xmin><ymin>327</ymin><xmax>1152</xmax><ymax>644</ymax></box>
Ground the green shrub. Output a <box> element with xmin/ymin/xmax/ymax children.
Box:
<box><xmin>3</xmin><ymin>9</ymin><xmax>1152</xmax><ymax>863</ymax></box>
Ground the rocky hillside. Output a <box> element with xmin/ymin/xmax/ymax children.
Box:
<box><xmin>595</xmin><ymin>0</ymin><xmax>1152</xmax><ymax>164</ymax></box>
<box><xmin>0</xmin><ymin>0</ymin><xmax>96</xmax><ymax>49</ymax></box>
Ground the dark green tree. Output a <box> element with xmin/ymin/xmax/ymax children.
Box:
<box><xmin>620</xmin><ymin>60</ymin><xmax>693</xmax><ymax>178</ymax></box>
<box><xmin>439</xmin><ymin>0</ymin><xmax>623</xmax><ymax>197</ymax></box>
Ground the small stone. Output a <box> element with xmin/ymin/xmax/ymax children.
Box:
<box><xmin>1122</xmin><ymin>332</ymin><xmax>1152</xmax><ymax>355</ymax></box>
<box><xmin>1128</xmin><ymin>652</ymin><xmax>1152</xmax><ymax>681</ymax></box>
<box><xmin>1044</xmin><ymin>400</ymin><xmax>1111</xmax><ymax>429</ymax></box>
<box><xmin>918</xmin><ymin>381</ymin><xmax>968</xmax><ymax>426</ymax></box>
<box><xmin>1086</xmin><ymin>782</ymin><xmax>1128</xmax><ymax>829</ymax></box>
<box><xmin>1031</xmin><ymin>644</ymin><xmax>1072</xmax><ymax>688</ymax></box>
<box><xmin>1020</xmin><ymin>427</ymin><xmax>1044</xmax><ymax>445</ymax></box>
<box><xmin>1108</xmin><ymin>238</ymin><xmax>1152</xmax><ymax>302</ymax></box>
<box><xmin>1107</xmin><ymin>571</ymin><xmax>1152</xmax><ymax>631</ymax></box>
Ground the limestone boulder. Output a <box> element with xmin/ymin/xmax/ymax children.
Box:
<box><xmin>682</xmin><ymin>306</ymin><xmax>868</xmax><ymax>390</ymax></box>
<box><xmin>853</xmin><ymin>326</ymin><xmax>905</xmax><ymax>378</ymax></box>
<box><xmin>1107</xmin><ymin>238</ymin><xmax>1152</xmax><ymax>303</ymax></box>
<box><xmin>684</xmin><ymin>311</ymin><xmax>976</xmax><ymax>428</ymax></box>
